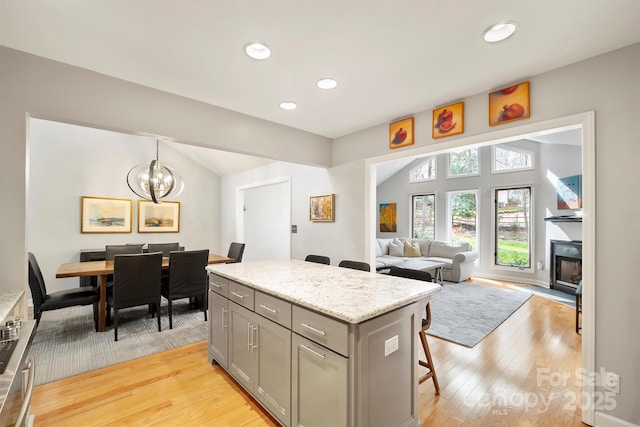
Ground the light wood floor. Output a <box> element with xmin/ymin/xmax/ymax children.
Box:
<box><xmin>32</xmin><ymin>279</ymin><xmax>585</xmax><ymax>426</ymax></box>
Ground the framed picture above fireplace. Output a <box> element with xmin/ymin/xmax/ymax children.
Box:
<box><xmin>557</xmin><ymin>174</ymin><xmax>582</xmax><ymax>210</ymax></box>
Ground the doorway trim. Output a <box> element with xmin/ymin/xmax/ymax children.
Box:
<box><xmin>365</xmin><ymin>111</ymin><xmax>595</xmax><ymax>425</ymax></box>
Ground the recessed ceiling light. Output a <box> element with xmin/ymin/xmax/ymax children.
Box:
<box><xmin>482</xmin><ymin>21</ymin><xmax>518</xmax><ymax>43</ymax></box>
<box><xmin>244</xmin><ymin>42</ymin><xmax>271</xmax><ymax>60</ymax></box>
<box><xmin>317</xmin><ymin>78</ymin><xmax>338</xmax><ymax>90</ymax></box>
<box><xmin>279</xmin><ymin>101</ymin><xmax>297</xmax><ymax>110</ymax></box>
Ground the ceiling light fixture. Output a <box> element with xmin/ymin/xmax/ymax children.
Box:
<box><xmin>482</xmin><ymin>21</ymin><xmax>518</xmax><ymax>43</ymax></box>
<box><xmin>244</xmin><ymin>42</ymin><xmax>271</xmax><ymax>60</ymax></box>
<box><xmin>279</xmin><ymin>101</ymin><xmax>297</xmax><ymax>110</ymax></box>
<box><xmin>127</xmin><ymin>139</ymin><xmax>184</xmax><ymax>203</ymax></box>
<box><xmin>316</xmin><ymin>78</ymin><xmax>338</xmax><ymax>90</ymax></box>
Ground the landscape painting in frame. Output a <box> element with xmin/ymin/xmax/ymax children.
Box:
<box><xmin>309</xmin><ymin>194</ymin><xmax>335</xmax><ymax>222</ymax></box>
<box><xmin>379</xmin><ymin>203</ymin><xmax>397</xmax><ymax>232</ymax></box>
<box><xmin>557</xmin><ymin>175</ymin><xmax>582</xmax><ymax>210</ymax></box>
<box><xmin>138</xmin><ymin>200</ymin><xmax>180</xmax><ymax>233</ymax></box>
<box><xmin>432</xmin><ymin>102</ymin><xmax>464</xmax><ymax>139</ymax></box>
<box><xmin>389</xmin><ymin>117</ymin><xmax>414</xmax><ymax>149</ymax></box>
<box><xmin>81</xmin><ymin>196</ymin><xmax>132</xmax><ymax>233</ymax></box>
<box><xmin>488</xmin><ymin>81</ymin><xmax>530</xmax><ymax>126</ymax></box>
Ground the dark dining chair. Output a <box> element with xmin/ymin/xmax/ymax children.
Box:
<box><xmin>161</xmin><ymin>249</ymin><xmax>209</xmax><ymax>329</ymax></box>
<box><xmin>28</xmin><ymin>252</ymin><xmax>99</xmax><ymax>330</ymax></box>
<box><xmin>106</xmin><ymin>252</ymin><xmax>163</xmax><ymax>341</ymax></box>
<box><xmin>147</xmin><ymin>242</ymin><xmax>180</xmax><ymax>257</ymax></box>
<box><xmin>305</xmin><ymin>255</ymin><xmax>331</xmax><ymax>265</ymax></box>
<box><xmin>388</xmin><ymin>266</ymin><xmax>440</xmax><ymax>394</ymax></box>
<box><xmin>338</xmin><ymin>260</ymin><xmax>370</xmax><ymax>272</ymax></box>
<box><xmin>227</xmin><ymin>242</ymin><xmax>245</xmax><ymax>263</ymax></box>
<box><xmin>105</xmin><ymin>244</ymin><xmax>144</xmax><ymax>260</ymax></box>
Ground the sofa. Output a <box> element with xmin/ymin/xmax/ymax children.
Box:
<box><xmin>376</xmin><ymin>238</ymin><xmax>478</xmax><ymax>282</ymax></box>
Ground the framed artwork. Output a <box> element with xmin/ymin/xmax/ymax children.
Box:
<box><xmin>138</xmin><ymin>200</ymin><xmax>181</xmax><ymax>233</ymax></box>
<box><xmin>488</xmin><ymin>81</ymin><xmax>530</xmax><ymax>126</ymax></box>
<box><xmin>557</xmin><ymin>175</ymin><xmax>582</xmax><ymax>210</ymax></box>
<box><xmin>432</xmin><ymin>102</ymin><xmax>464</xmax><ymax>139</ymax></box>
<box><xmin>379</xmin><ymin>203</ymin><xmax>397</xmax><ymax>232</ymax></box>
<box><xmin>309</xmin><ymin>194</ymin><xmax>335</xmax><ymax>222</ymax></box>
<box><xmin>389</xmin><ymin>117</ymin><xmax>414</xmax><ymax>149</ymax></box>
<box><xmin>81</xmin><ymin>196</ymin><xmax>132</xmax><ymax>233</ymax></box>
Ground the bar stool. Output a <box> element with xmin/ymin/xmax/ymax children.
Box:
<box><xmin>419</xmin><ymin>302</ymin><xmax>440</xmax><ymax>394</ymax></box>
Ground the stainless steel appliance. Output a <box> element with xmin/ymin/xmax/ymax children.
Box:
<box><xmin>0</xmin><ymin>318</ymin><xmax>36</xmax><ymax>427</ymax></box>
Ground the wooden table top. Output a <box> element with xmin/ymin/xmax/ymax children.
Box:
<box><xmin>56</xmin><ymin>253</ymin><xmax>234</xmax><ymax>278</ymax></box>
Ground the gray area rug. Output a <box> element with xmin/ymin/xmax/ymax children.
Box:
<box><xmin>28</xmin><ymin>300</ymin><xmax>208</xmax><ymax>385</ymax></box>
<box><xmin>427</xmin><ymin>282</ymin><xmax>532</xmax><ymax>348</ymax></box>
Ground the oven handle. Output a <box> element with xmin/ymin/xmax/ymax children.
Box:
<box><xmin>15</xmin><ymin>358</ymin><xmax>35</xmax><ymax>427</ymax></box>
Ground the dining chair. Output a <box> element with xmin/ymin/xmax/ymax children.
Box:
<box><xmin>305</xmin><ymin>255</ymin><xmax>330</xmax><ymax>265</ymax></box>
<box><xmin>106</xmin><ymin>252</ymin><xmax>163</xmax><ymax>341</ymax></box>
<box><xmin>161</xmin><ymin>249</ymin><xmax>210</xmax><ymax>329</ymax></box>
<box><xmin>105</xmin><ymin>244</ymin><xmax>144</xmax><ymax>260</ymax></box>
<box><xmin>148</xmin><ymin>242</ymin><xmax>180</xmax><ymax>257</ymax></box>
<box><xmin>28</xmin><ymin>252</ymin><xmax>99</xmax><ymax>330</ymax></box>
<box><xmin>338</xmin><ymin>260</ymin><xmax>370</xmax><ymax>272</ymax></box>
<box><xmin>227</xmin><ymin>242</ymin><xmax>245</xmax><ymax>263</ymax></box>
<box><xmin>388</xmin><ymin>266</ymin><xmax>440</xmax><ymax>394</ymax></box>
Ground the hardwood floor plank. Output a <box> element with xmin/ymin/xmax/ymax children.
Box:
<box><xmin>32</xmin><ymin>279</ymin><xmax>586</xmax><ymax>426</ymax></box>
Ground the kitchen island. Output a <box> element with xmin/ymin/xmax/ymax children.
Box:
<box><xmin>206</xmin><ymin>259</ymin><xmax>441</xmax><ymax>427</ymax></box>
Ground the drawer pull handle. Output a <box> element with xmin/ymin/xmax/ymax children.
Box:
<box><xmin>210</xmin><ymin>282</ymin><xmax>222</xmax><ymax>289</ymax></box>
<box><xmin>222</xmin><ymin>307</ymin><xmax>227</xmax><ymax>329</ymax></box>
<box><xmin>230</xmin><ymin>291</ymin><xmax>245</xmax><ymax>300</ymax></box>
<box><xmin>259</xmin><ymin>304</ymin><xmax>277</xmax><ymax>314</ymax></box>
<box><xmin>300</xmin><ymin>344</ymin><xmax>326</xmax><ymax>359</ymax></box>
<box><xmin>300</xmin><ymin>322</ymin><xmax>327</xmax><ymax>336</ymax></box>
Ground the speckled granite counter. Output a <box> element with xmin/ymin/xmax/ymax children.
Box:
<box><xmin>207</xmin><ymin>259</ymin><xmax>440</xmax><ymax>324</ymax></box>
<box><xmin>0</xmin><ymin>290</ymin><xmax>24</xmax><ymax>324</ymax></box>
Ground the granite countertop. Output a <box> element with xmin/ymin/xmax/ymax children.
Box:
<box><xmin>0</xmin><ymin>290</ymin><xmax>24</xmax><ymax>324</ymax></box>
<box><xmin>207</xmin><ymin>259</ymin><xmax>441</xmax><ymax>324</ymax></box>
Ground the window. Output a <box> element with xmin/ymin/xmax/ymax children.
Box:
<box><xmin>412</xmin><ymin>194</ymin><xmax>435</xmax><ymax>240</ymax></box>
<box><xmin>410</xmin><ymin>156</ymin><xmax>437</xmax><ymax>182</ymax></box>
<box><xmin>448</xmin><ymin>147</ymin><xmax>479</xmax><ymax>178</ymax></box>
<box><xmin>494</xmin><ymin>187</ymin><xmax>531</xmax><ymax>268</ymax></box>
<box><xmin>492</xmin><ymin>144</ymin><xmax>534</xmax><ymax>173</ymax></box>
<box><xmin>447</xmin><ymin>190</ymin><xmax>478</xmax><ymax>249</ymax></box>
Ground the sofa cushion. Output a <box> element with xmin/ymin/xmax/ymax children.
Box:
<box><xmin>412</xmin><ymin>239</ymin><xmax>431</xmax><ymax>256</ymax></box>
<box><xmin>376</xmin><ymin>256</ymin><xmax>408</xmax><ymax>269</ymax></box>
<box><xmin>377</xmin><ymin>238</ymin><xmax>393</xmax><ymax>256</ymax></box>
<box><xmin>403</xmin><ymin>240</ymin><xmax>422</xmax><ymax>257</ymax></box>
<box><xmin>389</xmin><ymin>240</ymin><xmax>404</xmax><ymax>257</ymax></box>
<box><xmin>423</xmin><ymin>256</ymin><xmax>454</xmax><ymax>270</ymax></box>
<box><xmin>428</xmin><ymin>241</ymin><xmax>471</xmax><ymax>258</ymax></box>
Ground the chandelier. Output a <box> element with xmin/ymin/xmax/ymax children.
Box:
<box><xmin>127</xmin><ymin>140</ymin><xmax>184</xmax><ymax>203</ymax></box>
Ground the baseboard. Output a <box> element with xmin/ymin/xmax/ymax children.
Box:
<box><xmin>595</xmin><ymin>411</ymin><xmax>640</xmax><ymax>427</ymax></box>
<box><xmin>470</xmin><ymin>272</ymin><xmax>550</xmax><ymax>288</ymax></box>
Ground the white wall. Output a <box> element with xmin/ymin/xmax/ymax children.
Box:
<box><xmin>221</xmin><ymin>160</ymin><xmax>366</xmax><ymax>266</ymax></box>
<box><xmin>28</xmin><ymin>119</ymin><xmax>221</xmax><ymax>293</ymax></box>
<box><xmin>376</xmin><ymin>140</ymin><xmax>582</xmax><ymax>285</ymax></box>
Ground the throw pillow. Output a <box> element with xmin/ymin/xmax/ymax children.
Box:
<box><xmin>404</xmin><ymin>240</ymin><xmax>422</xmax><ymax>257</ymax></box>
<box><xmin>389</xmin><ymin>240</ymin><xmax>404</xmax><ymax>257</ymax></box>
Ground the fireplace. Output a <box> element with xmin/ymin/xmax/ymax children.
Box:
<box><xmin>550</xmin><ymin>240</ymin><xmax>582</xmax><ymax>294</ymax></box>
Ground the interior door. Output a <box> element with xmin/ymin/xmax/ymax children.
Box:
<box><xmin>242</xmin><ymin>180</ymin><xmax>291</xmax><ymax>261</ymax></box>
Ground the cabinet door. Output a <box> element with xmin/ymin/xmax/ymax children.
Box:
<box><xmin>208</xmin><ymin>290</ymin><xmax>228</xmax><ymax>368</ymax></box>
<box><xmin>228</xmin><ymin>302</ymin><xmax>257</xmax><ymax>390</ymax></box>
<box><xmin>292</xmin><ymin>334</ymin><xmax>348</xmax><ymax>427</ymax></box>
<box><xmin>256</xmin><ymin>316</ymin><xmax>291</xmax><ymax>427</ymax></box>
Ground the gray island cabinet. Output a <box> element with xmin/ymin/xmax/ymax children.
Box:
<box><xmin>207</xmin><ymin>260</ymin><xmax>441</xmax><ymax>427</ymax></box>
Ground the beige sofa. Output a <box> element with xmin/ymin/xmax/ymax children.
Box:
<box><xmin>376</xmin><ymin>238</ymin><xmax>478</xmax><ymax>282</ymax></box>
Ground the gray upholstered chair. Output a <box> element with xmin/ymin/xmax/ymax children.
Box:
<box><xmin>227</xmin><ymin>242</ymin><xmax>245</xmax><ymax>263</ymax></box>
<box><xmin>28</xmin><ymin>252</ymin><xmax>99</xmax><ymax>330</ymax></box>
<box><xmin>305</xmin><ymin>255</ymin><xmax>330</xmax><ymax>265</ymax></box>
<box><xmin>338</xmin><ymin>260</ymin><xmax>370</xmax><ymax>272</ymax></box>
<box><xmin>106</xmin><ymin>252</ymin><xmax>163</xmax><ymax>341</ymax></box>
<box><xmin>161</xmin><ymin>249</ymin><xmax>209</xmax><ymax>329</ymax></box>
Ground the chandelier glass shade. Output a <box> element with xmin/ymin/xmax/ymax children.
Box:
<box><xmin>127</xmin><ymin>140</ymin><xmax>184</xmax><ymax>203</ymax></box>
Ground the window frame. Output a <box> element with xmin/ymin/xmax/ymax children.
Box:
<box><xmin>409</xmin><ymin>156</ymin><xmax>437</xmax><ymax>183</ymax></box>
<box><xmin>491</xmin><ymin>144</ymin><xmax>535</xmax><ymax>174</ymax></box>
<box><xmin>446</xmin><ymin>189</ymin><xmax>479</xmax><ymax>253</ymax></box>
<box><xmin>411</xmin><ymin>193</ymin><xmax>436</xmax><ymax>240</ymax></box>
<box><xmin>446</xmin><ymin>147</ymin><xmax>480</xmax><ymax>179</ymax></box>
<box><xmin>492</xmin><ymin>185</ymin><xmax>534</xmax><ymax>271</ymax></box>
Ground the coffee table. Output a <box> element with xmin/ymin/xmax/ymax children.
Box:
<box><xmin>396</xmin><ymin>259</ymin><xmax>446</xmax><ymax>284</ymax></box>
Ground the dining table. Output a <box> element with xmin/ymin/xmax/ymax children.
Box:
<box><xmin>56</xmin><ymin>253</ymin><xmax>235</xmax><ymax>332</ymax></box>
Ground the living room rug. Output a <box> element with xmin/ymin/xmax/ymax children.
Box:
<box><xmin>28</xmin><ymin>300</ymin><xmax>208</xmax><ymax>386</ymax></box>
<box><xmin>427</xmin><ymin>282</ymin><xmax>532</xmax><ymax>348</ymax></box>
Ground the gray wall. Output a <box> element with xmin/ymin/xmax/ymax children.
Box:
<box><xmin>28</xmin><ymin>118</ymin><xmax>221</xmax><ymax>293</ymax></box>
<box><xmin>376</xmin><ymin>141</ymin><xmax>582</xmax><ymax>285</ymax></box>
<box><xmin>334</xmin><ymin>43</ymin><xmax>640</xmax><ymax>424</ymax></box>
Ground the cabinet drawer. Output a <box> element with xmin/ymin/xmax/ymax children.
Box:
<box><xmin>292</xmin><ymin>306</ymin><xmax>349</xmax><ymax>357</ymax></box>
<box><xmin>255</xmin><ymin>291</ymin><xmax>291</xmax><ymax>329</ymax></box>
<box><xmin>228</xmin><ymin>280</ymin><xmax>255</xmax><ymax>310</ymax></box>
<box><xmin>209</xmin><ymin>273</ymin><xmax>229</xmax><ymax>297</ymax></box>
